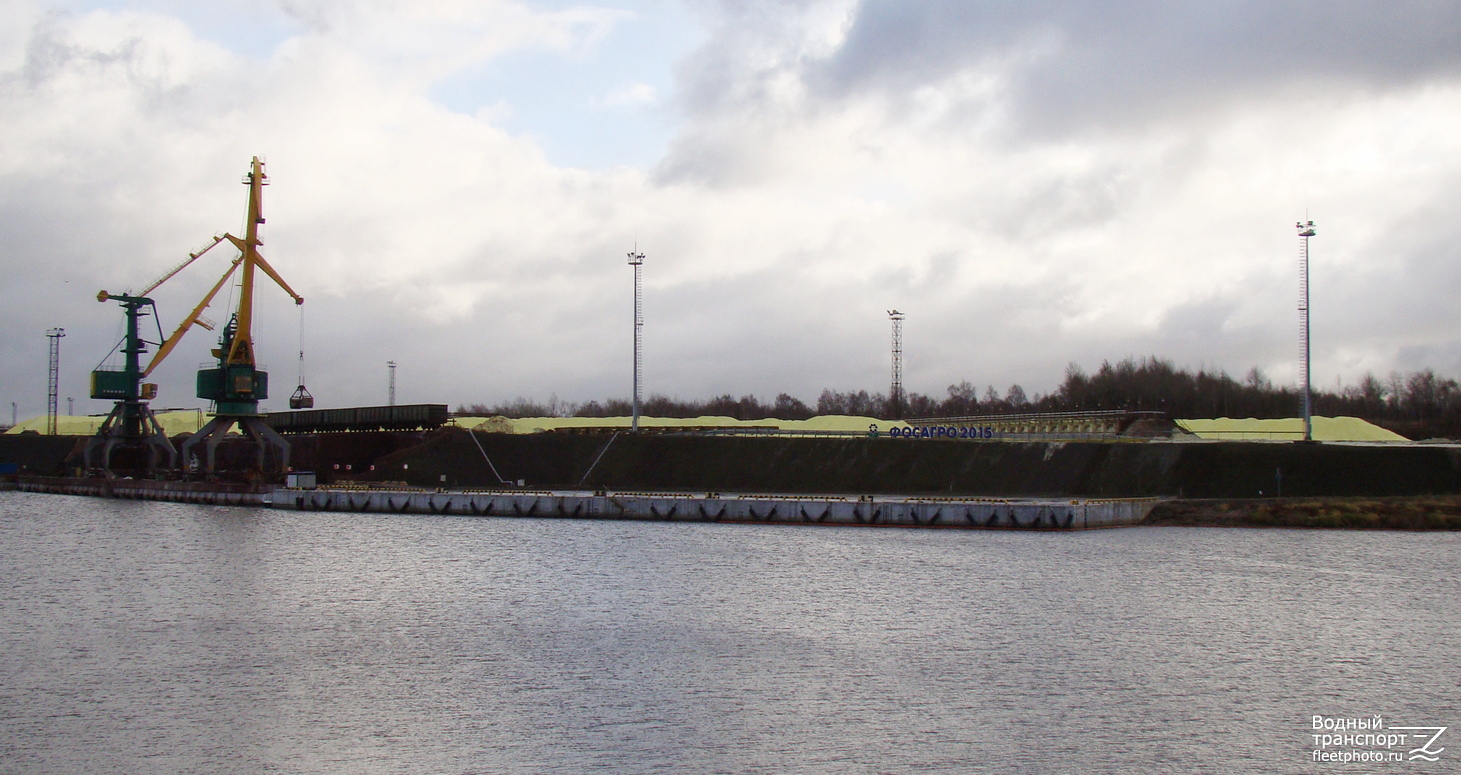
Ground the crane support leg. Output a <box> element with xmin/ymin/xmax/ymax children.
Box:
<box><xmin>241</xmin><ymin>417</ymin><xmax>290</xmax><ymax>473</ymax></box>
<box><xmin>181</xmin><ymin>415</ymin><xmax>289</xmax><ymax>479</ymax></box>
<box><xmin>181</xmin><ymin>417</ymin><xmax>232</xmax><ymax>475</ymax></box>
<box><xmin>84</xmin><ymin>400</ymin><xmax>177</xmax><ymax>477</ymax></box>
<box><xmin>141</xmin><ymin>411</ymin><xmax>177</xmax><ymax>471</ymax></box>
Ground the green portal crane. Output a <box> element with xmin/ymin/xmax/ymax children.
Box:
<box><xmin>84</xmin><ymin>292</ymin><xmax>176</xmax><ymax>475</ymax></box>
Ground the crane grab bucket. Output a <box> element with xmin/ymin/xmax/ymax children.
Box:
<box><xmin>289</xmin><ymin>384</ymin><xmax>314</xmax><ymax>409</ymax></box>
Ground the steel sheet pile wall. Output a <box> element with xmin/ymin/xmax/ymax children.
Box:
<box><xmin>277</xmin><ymin>489</ymin><xmax>1157</xmax><ymax>529</ymax></box>
<box><xmin>10</xmin><ymin>474</ymin><xmax>1158</xmax><ymax>528</ymax></box>
<box><xmin>16</xmin><ymin>476</ymin><xmax>274</xmax><ymax>506</ymax></box>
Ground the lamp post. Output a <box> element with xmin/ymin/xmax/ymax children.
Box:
<box><xmin>1296</xmin><ymin>220</ymin><xmax>1315</xmax><ymax>442</ymax></box>
<box><xmin>627</xmin><ymin>251</ymin><xmax>644</xmax><ymax>432</ymax></box>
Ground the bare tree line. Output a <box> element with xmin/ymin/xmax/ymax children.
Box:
<box><xmin>458</xmin><ymin>357</ymin><xmax>1461</xmax><ymax>439</ymax></box>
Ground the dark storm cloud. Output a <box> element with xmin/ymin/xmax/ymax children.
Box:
<box><xmin>662</xmin><ymin>0</ymin><xmax>1461</xmax><ymax>185</ymax></box>
<box><xmin>815</xmin><ymin>1</ymin><xmax>1461</xmax><ymax>130</ymax></box>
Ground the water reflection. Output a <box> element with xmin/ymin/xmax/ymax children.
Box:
<box><xmin>0</xmin><ymin>492</ymin><xmax>1455</xmax><ymax>774</ymax></box>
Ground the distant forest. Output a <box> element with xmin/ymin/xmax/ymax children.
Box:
<box><xmin>459</xmin><ymin>357</ymin><xmax>1461</xmax><ymax>440</ymax></box>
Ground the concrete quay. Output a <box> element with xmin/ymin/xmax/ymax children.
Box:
<box><xmin>14</xmin><ymin>475</ymin><xmax>274</xmax><ymax>506</ymax></box>
<box><xmin>10</xmin><ymin>476</ymin><xmax>1159</xmax><ymax>529</ymax></box>
<box><xmin>277</xmin><ymin>487</ymin><xmax>1158</xmax><ymax>529</ymax></box>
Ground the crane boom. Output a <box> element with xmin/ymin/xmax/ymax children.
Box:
<box><xmin>142</xmin><ymin>257</ymin><xmax>241</xmax><ymax>377</ymax></box>
<box><xmin>222</xmin><ymin>234</ymin><xmax>303</xmax><ymax>304</ymax></box>
<box><xmin>220</xmin><ymin>157</ymin><xmax>303</xmax><ymax>368</ymax></box>
<box><xmin>138</xmin><ymin>235</ymin><xmax>227</xmax><ymax>297</ymax></box>
<box><xmin>138</xmin><ymin>157</ymin><xmax>303</xmax><ymax>378</ymax></box>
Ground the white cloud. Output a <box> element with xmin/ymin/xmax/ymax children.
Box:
<box><xmin>275</xmin><ymin>0</ymin><xmax>626</xmax><ymax>80</ymax></box>
<box><xmin>2</xmin><ymin>0</ymin><xmax>1460</xmax><ymax>421</ymax></box>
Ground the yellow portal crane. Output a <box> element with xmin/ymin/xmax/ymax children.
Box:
<box><xmin>176</xmin><ymin>157</ymin><xmax>304</xmax><ymax>478</ymax></box>
<box><xmin>143</xmin><ymin>157</ymin><xmax>303</xmax><ymax>381</ymax></box>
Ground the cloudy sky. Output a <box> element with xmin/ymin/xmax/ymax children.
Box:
<box><xmin>4</xmin><ymin>0</ymin><xmax>1461</xmax><ymax>419</ymax></box>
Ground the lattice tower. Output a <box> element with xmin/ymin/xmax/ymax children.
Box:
<box><xmin>46</xmin><ymin>328</ymin><xmax>64</xmax><ymax>435</ymax></box>
<box><xmin>888</xmin><ymin>310</ymin><xmax>904</xmax><ymax>418</ymax></box>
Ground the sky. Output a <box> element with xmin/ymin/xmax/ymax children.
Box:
<box><xmin>3</xmin><ymin>0</ymin><xmax>1461</xmax><ymax>419</ymax></box>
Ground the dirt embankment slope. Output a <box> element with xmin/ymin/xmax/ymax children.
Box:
<box><xmin>6</xmin><ymin>429</ymin><xmax>1457</xmax><ymax>511</ymax></box>
<box><xmin>364</xmin><ymin>430</ymin><xmax>1461</xmax><ymax>499</ymax></box>
<box><xmin>0</xmin><ymin>434</ymin><xmax>85</xmax><ymax>476</ymax></box>
<box><xmin>1145</xmin><ymin>496</ymin><xmax>1461</xmax><ymax>529</ymax></box>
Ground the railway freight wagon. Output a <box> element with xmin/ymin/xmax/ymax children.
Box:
<box><xmin>264</xmin><ymin>404</ymin><xmax>450</xmax><ymax>434</ymax></box>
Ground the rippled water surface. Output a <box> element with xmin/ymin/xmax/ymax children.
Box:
<box><xmin>1</xmin><ymin>491</ymin><xmax>1456</xmax><ymax>774</ymax></box>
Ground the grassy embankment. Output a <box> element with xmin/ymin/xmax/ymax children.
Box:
<box><xmin>1145</xmin><ymin>496</ymin><xmax>1461</xmax><ymax>529</ymax></box>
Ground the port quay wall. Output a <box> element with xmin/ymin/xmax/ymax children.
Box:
<box><xmin>14</xmin><ymin>476</ymin><xmax>274</xmax><ymax>506</ymax></box>
<box><xmin>279</xmin><ymin>489</ymin><xmax>1157</xmax><ymax>529</ymax></box>
<box><xmin>10</xmin><ymin>477</ymin><xmax>1155</xmax><ymax>529</ymax></box>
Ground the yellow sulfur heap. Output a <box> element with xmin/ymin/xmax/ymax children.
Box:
<box><xmin>1175</xmin><ymin>416</ymin><xmax>1407</xmax><ymax>442</ymax></box>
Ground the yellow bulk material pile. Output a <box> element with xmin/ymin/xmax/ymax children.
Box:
<box><xmin>455</xmin><ymin>414</ymin><xmax>912</xmax><ymax>435</ymax></box>
<box><xmin>460</xmin><ymin>414</ymin><xmax>1407</xmax><ymax>442</ymax></box>
<box><xmin>1175</xmin><ymin>416</ymin><xmax>1407</xmax><ymax>442</ymax></box>
<box><xmin>9</xmin><ymin>411</ymin><xmax>1405</xmax><ymax>443</ymax></box>
<box><xmin>4</xmin><ymin>410</ymin><xmax>212</xmax><ymax>436</ymax></box>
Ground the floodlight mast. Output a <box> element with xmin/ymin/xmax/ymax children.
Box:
<box><xmin>46</xmin><ymin>328</ymin><xmax>64</xmax><ymax>435</ymax></box>
<box><xmin>628</xmin><ymin>251</ymin><xmax>644</xmax><ymax>432</ymax></box>
<box><xmin>888</xmin><ymin>310</ymin><xmax>904</xmax><ymax>419</ymax></box>
<box><xmin>1297</xmin><ymin>219</ymin><xmax>1316</xmax><ymax>442</ymax></box>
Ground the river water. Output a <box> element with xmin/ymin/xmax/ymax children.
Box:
<box><xmin>0</xmin><ymin>491</ymin><xmax>1456</xmax><ymax>774</ymax></box>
